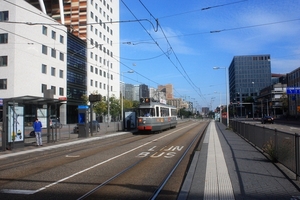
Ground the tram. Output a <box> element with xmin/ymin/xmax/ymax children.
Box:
<box><xmin>137</xmin><ymin>97</ymin><xmax>177</xmax><ymax>132</ymax></box>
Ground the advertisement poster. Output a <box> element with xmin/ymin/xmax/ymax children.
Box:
<box><xmin>8</xmin><ymin>106</ymin><xmax>24</xmax><ymax>142</ymax></box>
<box><xmin>37</xmin><ymin>108</ymin><xmax>47</xmax><ymax>128</ymax></box>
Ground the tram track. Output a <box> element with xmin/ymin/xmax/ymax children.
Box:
<box><xmin>77</xmin><ymin>121</ymin><xmax>209</xmax><ymax>200</ymax></box>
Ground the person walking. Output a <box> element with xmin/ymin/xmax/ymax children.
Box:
<box><xmin>33</xmin><ymin>118</ymin><xmax>43</xmax><ymax>146</ymax></box>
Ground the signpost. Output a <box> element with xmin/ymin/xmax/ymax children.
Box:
<box><xmin>287</xmin><ymin>87</ymin><xmax>299</xmax><ymax>118</ymax></box>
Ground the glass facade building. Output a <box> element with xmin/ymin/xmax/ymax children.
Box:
<box><xmin>66</xmin><ymin>33</ymin><xmax>87</xmax><ymax>123</ymax></box>
<box><xmin>229</xmin><ymin>54</ymin><xmax>271</xmax><ymax>106</ymax></box>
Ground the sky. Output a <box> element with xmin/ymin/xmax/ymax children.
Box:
<box><xmin>118</xmin><ymin>0</ymin><xmax>300</xmax><ymax>110</ymax></box>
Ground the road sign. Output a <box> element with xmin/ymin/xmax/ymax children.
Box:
<box><xmin>287</xmin><ymin>87</ymin><xmax>300</xmax><ymax>94</ymax></box>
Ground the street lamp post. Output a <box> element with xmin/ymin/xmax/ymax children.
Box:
<box><xmin>213</xmin><ymin>67</ymin><xmax>229</xmax><ymax>128</ymax></box>
<box><xmin>121</xmin><ymin>70</ymin><xmax>134</xmax><ymax>122</ymax></box>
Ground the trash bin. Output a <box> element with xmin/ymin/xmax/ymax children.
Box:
<box><xmin>78</xmin><ymin>123</ymin><xmax>88</xmax><ymax>138</ymax></box>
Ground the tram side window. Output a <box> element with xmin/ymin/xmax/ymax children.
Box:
<box><xmin>171</xmin><ymin>108</ymin><xmax>177</xmax><ymax>116</ymax></box>
<box><xmin>160</xmin><ymin>107</ymin><xmax>169</xmax><ymax>117</ymax></box>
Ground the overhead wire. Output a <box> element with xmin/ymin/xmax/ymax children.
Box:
<box><xmin>138</xmin><ymin>0</ymin><xmax>208</xmax><ymax>105</ymax></box>
<box><xmin>120</xmin><ymin>0</ymin><xmax>186</xmax><ymax>98</ymax></box>
<box><xmin>158</xmin><ymin>0</ymin><xmax>248</xmax><ymax>19</ymax></box>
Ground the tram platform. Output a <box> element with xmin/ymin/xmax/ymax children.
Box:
<box><xmin>1</xmin><ymin>121</ymin><xmax>300</xmax><ymax>199</ymax></box>
<box><xmin>178</xmin><ymin>121</ymin><xmax>300</xmax><ymax>200</ymax></box>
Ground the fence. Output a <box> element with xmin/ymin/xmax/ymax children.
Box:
<box><xmin>230</xmin><ymin>119</ymin><xmax>300</xmax><ymax>180</ymax></box>
<box><xmin>0</xmin><ymin>122</ymin><xmax>124</xmax><ymax>149</ymax></box>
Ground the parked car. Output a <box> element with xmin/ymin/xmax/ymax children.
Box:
<box><xmin>50</xmin><ymin>119</ymin><xmax>62</xmax><ymax>128</ymax></box>
<box><xmin>73</xmin><ymin>120</ymin><xmax>100</xmax><ymax>133</ymax></box>
<box><xmin>261</xmin><ymin>116</ymin><xmax>274</xmax><ymax>124</ymax></box>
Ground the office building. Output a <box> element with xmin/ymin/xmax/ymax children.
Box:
<box><xmin>287</xmin><ymin>67</ymin><xmax>300</xmax><ymax>117</ymax></box>
<box><xmin>139</xmin><ymin>84</ymin><xmax>149</xmax><ymax>99</ymax></box>
<box><xmin>158</xmin><ymin>84</ymin><xmax>173</xmax><ymax>100</ymax></box>
<box><xmin>229</xmin><ymin>55</ymin><xmax>271</xmax><ymax>116</ymax></box>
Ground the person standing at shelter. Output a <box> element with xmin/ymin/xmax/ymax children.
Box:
<box><xmin>33</xmin><ymin>118</ymin><xmax>43</xmax><ymax>146</ymax></box>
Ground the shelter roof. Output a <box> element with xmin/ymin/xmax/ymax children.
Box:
<box><xmin>2</xmin><ymin>95</ymin><xmax>66</xmax><ymax>105</ymax></box>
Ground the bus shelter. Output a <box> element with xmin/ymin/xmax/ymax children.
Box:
<box><xmin>1</xmin><ymin>95</ymin><xmax>66</xmax><ymax>151</ymax></box>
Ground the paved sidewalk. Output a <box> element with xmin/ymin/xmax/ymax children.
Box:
<box><xmin>179</xmin><ymin>121</ymin><xmax>300</xmax><ymax>200</ymax></box>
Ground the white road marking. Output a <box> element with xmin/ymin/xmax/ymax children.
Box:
<box><xmin>0</xmin><ymin>123</ymin><xmax>198</xmax><ymax>195</ymax></box>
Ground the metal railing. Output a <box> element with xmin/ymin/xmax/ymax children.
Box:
<box><xmin>1</xmin><ymin>122</ymin><xmax>124</xmax><ymax>149</ymax></box>
<box><xmin>230</xmin><ymin>119</ymin><xmax>299</xmax><ymax>180</ymax></box>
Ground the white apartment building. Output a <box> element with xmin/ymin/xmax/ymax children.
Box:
<box><xmin>1</xmin><ymin>0</ymin><xmax>120</xmax><ymax>124</ymax></box>
<box><xmin>0</xmin><ymin>0</ymin><xmax>67</xmax><ymax>97</ymax></box>
<box><xmin>0</xmin><ymin>0</ymin><xmax>67</xmax><ymax>121</ymax></box>
<box><xmin>85</xmin><ymin>0</ymin><xmax>120</xmax><ymax>100</ymax></box>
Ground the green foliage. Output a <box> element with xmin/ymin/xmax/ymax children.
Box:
<box><xmin>263</xmin><ymin>139</ymin><xmax>277</xmax><ymax>162</ymax></box>
<box><xmin>280</xmin><ymin>93</ymin><xmax>288</xmax><ymax>113</ymax></box>
<box><xmin>179</xmin><ymin>108</ymin><xmax>192</xmax><ymax>118</ymax></box>
<box><xmin>93</xmin><ymin>100</ymin><xmax>107</xmax><ymax>115</ymax></box>
<box><xmin>109</xmin><ymin>96</ymin><xmax>120</xmax><ymax>121</ymax></box>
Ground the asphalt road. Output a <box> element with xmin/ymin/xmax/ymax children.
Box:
<box><xmin>0</xmin><ymin>120</ymin><xmax>209</xmax><ymax>200</ymax></box>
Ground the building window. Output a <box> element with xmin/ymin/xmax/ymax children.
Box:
<box><xmin>42</xmin><ymin>64</ymin><xmax>47</xmax><ymax>74</ymax></box>
<box><xmin>41</xmin><ymin>84</ymin><xmax>47</xmax><ymax>93</ymax></box>
<box><xmin>103</xmin><ymin>83</ymin><xmax>106</xmax><ymax>90</ymax></box>
<box><xmin>51</xmin><ymin>48</ymin><xmax>56</xmax><ymax>58</ymax></box>
<box><xmin>60</xmin><ymin>35</ymin><xmax>64</xmax><ymax>44</ymax></box>
<box><xmin>51</xmin><ymin>67</ymin><xmax>56</xmax><ymax>76</ymax></box>
<box><xmin>90</xmin><ymin>65</ymin><xmax>94</xmax><ymax>72</ymax></box>
<box><xmin>95</xmin><ymin>81</ymin><xmax>98</xmax><ymax>87</ymax></box>
<box><xmin>0</xmin><ymin>79</ymin><xmax>7</xmax><ymax>89</ymax></box>
<box><xmin>59</xmin><ymin>87</ymin><xmax>64</xmax><ymax>96</ymax></box>
<box><xmin>111</xmin><ymin>74</ymin><xmax>113</xmax><ymax>80</ymax></box>
<box><xmin>0</xmin><ymin>11</ymin><xmax>9</xmax><ymax>21</ymax></box>
<box><xmin>60</xmin><ymin>52</ymin><xmax>64</xmax><ymax>61</ymax></box>
<box><xmin>42</xmin><ymin>26</ymin><xmax>47</xmax><ymax>35</ymax></box>
<box><xmin>0</xmin><ymin>56</ymin><xmax>8</xmax><ymax>66</ymax></box>
<box><xmin>104</xmin><ymin>71</ymin><xmax>106</xmax><ymax>78</ymax></box>
<box><xmin>51</xmin><ymin>86</ymin><xmax>56</xmax><ymax>95</ymax></box>
<box><xmin>90</xmin><ymin>79</ymin><xmax>93</xmax><ymax>86</ymax></box>
<box><xmin>42</xmin><ymin>45</ymin><xmax>47</xmax><ymax>54</ymax></box>
<box><xmin>100</xmin><ymin>82</ymin><xmax>102</xmax><ymax>89</ymax></box>
<box><xmin>59</xmin><ymin>70</ymin><xmax>63</xmax><ymax>78</ymax></box>
<box><xmin>52</xmin><ymin>31</ymin><xmax>56</xmax><ymax>40</ymax></box>
<box><xmin>111</xmin><ymin>85</ymin><xmax>113</xmax><ymax>92</ymax></box>
<box><xmin>95</xmin><ymin>67</ymin><xmax>98</xmax><ymax>74</ymax></box>
<box><xmin>100</xmin><ymin>69</ymin><xmax>102</xmax><ymax>76</ymax></box>
<box><xmin>0</xmin><ymin>33</ymin><xmax>8</xmax><ymax>43</ymax></box>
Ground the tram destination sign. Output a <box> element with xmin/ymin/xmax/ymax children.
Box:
<box><xmin>286</xmin><ymin>87</ymin><xmax>300</xmax><ymax>94</ymax></box>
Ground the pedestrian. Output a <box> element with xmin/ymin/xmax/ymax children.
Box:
<box><xmin>33</xmin><ymin>118</ymin><xmax>43</xmax><ymax>146</ymax></box>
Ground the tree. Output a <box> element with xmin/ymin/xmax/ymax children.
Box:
<box><xmin>179</xmin><ymin>107</ymin><xmax>192</xmax><ymax>118</ymax></box>
<box><xmin>109</xmin><ymin>96</ymin><xmax>120</xmax><ymax>121</ymax></box>
<box><xmin>280</xmin><ymin>93</ymin><xmax>288</xmax><ymax>115</ymax></box>
<box><xmin>93</xmin><ymin>99</ymin><xmax>107</xmax><ymax>116</ymax></box>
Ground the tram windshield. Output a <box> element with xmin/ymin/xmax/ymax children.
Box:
<box><xmin>138</xmin><ymin>108</ymin><xmax>155</xmax><ymax>117</ymax></box>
